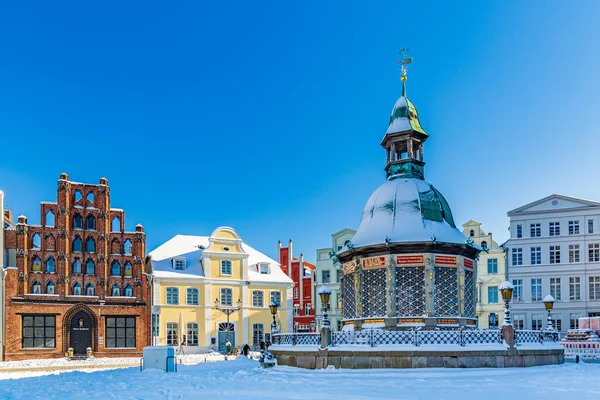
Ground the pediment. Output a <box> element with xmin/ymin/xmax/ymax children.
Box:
<box><xmin>508</xmin><ymin>194</ymin><xmax>600</xmax><ymax>216</ymax></box>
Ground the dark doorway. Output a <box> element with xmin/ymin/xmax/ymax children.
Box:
<box><xmin>70</xmin><ymin>311</ymin><xmax>93</xmax><ymax>355</ymax></box>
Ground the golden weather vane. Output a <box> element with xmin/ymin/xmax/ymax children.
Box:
<box><xmin>397</xmin><ymin>47</ymin><xmax>413</xmax><ymax>82</ymax></box>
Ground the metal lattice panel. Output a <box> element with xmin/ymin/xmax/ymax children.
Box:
<box><xmin>395</xmin><ymin>266</ymin><xmax>425</xmax><ymax>316</ymax></box>
<box><xmin>418</xmin><ymin>330</ymin><xmax>461</xmax><ymax>345</ymax></box>
<box><xmin>341</xmin><ymin>273</ymin><xmax>356</xmax><ymax>319</ymax></box>
<box><xmin>361</xmin><ymin>268</ymin><xmax>387</xmax><ymax>317</ymax></box>
<box><xmin>463</xmin><ymin>270</ymin><xmax>475</xmax><ymax>318</ymax></box>
<box><xmin>434</xmin><ymin>266</ymin><xmax>459</xmax><ymax>316</ymax></box>
<box><xmin>515</xmin><ymin>330</ymin><xmax>543</xmax><ymax>344</ymax></box>
<box><xmin>463</xmin><ymin>329</ymin><xmax>502</xmax><ymax>344</ymax></box>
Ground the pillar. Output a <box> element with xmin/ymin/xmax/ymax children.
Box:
<box><xmin>424</xmin><ymin>255</ymin><xmax>435</xmax><ymax>316</ymax></box>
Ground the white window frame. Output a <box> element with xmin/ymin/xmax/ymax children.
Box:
<box><xmin>221</xmin><ymin>260</ymin><xmax>232</xmax><ymax>276</ymax></box>
<box><xmin>512</xmin><ymin>248</ymin><xmax>523</xmax><ymax>266</ymax></box>
<box><xmin>166</xmin><ymin>287</ymin><xmax>179</xmax><ymax>305</ymax></box>
<box><xmin>530</xmin><ymin>223</ymin><xmax>541</xmax><ymax>238</ymax></box>
<box><xmin>569</xmin><ymin>244</ymin><xmax>580</xmax><ymax>263</ymax></box>
<box><xmin>550</xmin><ymin>245</ymin><xmax>560</xmax><ymax>264</ymax></box>
<box><xmin>570</xmin><ymin>277</ymin><xmax>581</xmax><ymax>300</ymax></box>
<box><xmin>220</xmin><ymin>288</ymin><xmax>233</xmax><ymax>306</ymax></box>
<box><xmin>187</xmin><ymin>322</ymin><xmax>199</xmax><ymax>346</ymax></box>
<box><xmin>512</xmin><ymin>279</ymin><xmax>523</xmax><ymax>302</ymax></box>
<box><xmin>550</xmin><ymin>277</ymin><xmax>561</xmax><ymax>301</ymax></box>
<box><xmin>252</xmin><ymin>323</ymin><xmax>264</xmax><ymax>346</ymax></box>
<box><xmin>589</xmin><ymin>219</ymin><xmax>595</xmax><ymax>234</ymax></box>
<box><xmin>589</xmin><ymin>243</ymin><xmax>600</xmax><ymax>262</ymax></box>
<box><xmin>293</xmin><ymin>304</ymin><xmax>300</xmax><ymax>316</ymax></box>
<box><xmin>305</xmin><ymin>303</ymin><xmax>311</xmax><ymax>315</ymax></box>
<box><xmin>252</xmin><ymin>290</ymin><xmax>264</xmax><ymax>307</ymax></box>
<box><xmin>166</xmin><ymin>322</ymin><xmax>179</xmax><ymax>346</ymax></box>
<box><xmin>530</xmin><ymin>247</ymin><xmax>541</xmax><ymax>265</ymax></box>
<box><xmin>569</xmin><ymin>220</ymin><xmax>580</xmax><ymax>235</ymax></box>
<box><xmin>270</xmin><ymin>291</ymin><xmax>281</xmax><ymax>307</ymax></box>
<box><xmin>259</xmin><ymin>263</ymin><xmax>269</xmax><ymax>274</ymax></box>
<box><xmin>589</xmin><ymin>276</ymin><xmax>600</xmax><ymax>300</ymax></box>
<box><xmin>531</xmin><ymin>278</ymin><xmax>542</xmax><ymax>302</ymax></box>
<box><xmin>516</xmin><ymin>224</ymin><xmax>522</xmax><ymax>238</ymax></box>
<box><xmin>293</xmin><ymin>287</ymin><xmax>299</xmax><ymax>299</ymax></box>
<box><xmin>187</xmin><ymin>287</ymin><xmax>199</xmax><ymax>305</ymax></box>
<box><xmin>549</xmin><ymin>222</ymin><xmax>560</xmax><ymax>236</ymax></box>
<box><xmin>173</xmin><ymin>257</ymin><xmax>186</xmax><ymax>271</ymax></box>
<box><xmin>487</xmin><ymin>259</ymin><xmax>498</xmax><ymax>274</ymax></box>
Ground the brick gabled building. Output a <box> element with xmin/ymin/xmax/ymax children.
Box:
<box><xmin>278</xmin><ymin>240</ymin><xmax>315</xmax><ymax>332</ymax></box>
<box><xmin>2</xmin><ymin>173</ymin><xmax>150</xmax><ymax>361</ymax></box>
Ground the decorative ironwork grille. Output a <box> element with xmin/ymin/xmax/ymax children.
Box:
<box><xmin>272</xmin><ymin>333</ymin><xmax>320</xmax><ymax>346</ymax></box>
<box><xmin>395</xmin><ymin>266</ymin><xmax>425</xmax><ymax>316</ymax></box>
<box><xmin>463</xmin><ymin>329</ymin><xmax>502</xmax><ymax>344</ymax></box>
<box><xmin>463</xmin><ymin>269</ymin><xmax>476</xmax><ymax>318</ymax></box>
<box><xmin>418</xmin><ymin>329</ymin><xmax>461</xmax><ymax>345</ymax></box>
<box><xmin>372</xmin><ymin>329</ymin><xmax>414</xmax><ymax>346</ymax></box>
<box><xmin>361</xmin><ymin>268</ymin><xmax>386</xmax><ymax>317</ymax></box>
<box><xmin>515</xmin><ymin>329</ymin><xmax>543</xmax><ymax>344</ymax></box>
<box><xmin>341</xmin><ymin>273</ymin><xmax>356</xmax><ymax>319</ymax></box>
<box><xmin>332</xmin><ymin>330</ymin><xmax>372</xmax><ymax>346</ymax></box>
<box><xmin>434</xmin><ymin>266</ymin><xmax>459</xmax><ymax>316</ymax></box>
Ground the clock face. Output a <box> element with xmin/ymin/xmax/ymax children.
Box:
<box><xmin>552</xmin><ymin>200</ymin><xmax>559</xmax><ymax>206</ymax></box>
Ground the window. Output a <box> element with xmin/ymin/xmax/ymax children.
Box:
<box><xmin>516</xmin><ymin>225</ymin><xmax>522</xmax><ymax>238</ymax></box>
<box><xmin>530</xmin><ymin>247</ymin><xmax>541</xmax><ymax>265</ymax></box>
<box><xmin>187</xmin><ymin>288</ymin><xmax>199</xmax><ymax>305</ymax></box>
<box><xmin>124</xmin><ymin>262</ymin><xmax>133</xmax><ymax>278</ymax></box>
<box><xmin>86</xmin><ymin>283</ymin><xmax>95</xmax><ymax>296</ymax></box>
<box><xmin>73</xmin><ymin>282</ymin><xmax>82</xmax><ymax>296</ymax></box>
<box><xmin>252</xmin><ymin>290</ymin><xmax>264</xmax><ymax>307</ymax></box>
<box><xmin>220</xmin><ymin>288</ymin><xmax>233</xmax><ymax>306</ymax></box>
<box><xmin>124</xmin><ymin>284</ymin><xmax>133</xmax><ymax>297</ymax></box>
<box><xmin>106</xmin><ymin>317</ymin><xmax>136</xmax><ymax>348</ymax></box>
<box><xmin>152</xmin><ymin>314</ymin><xmax>160</xmax><ymax>337</ymax></box>
<box><xmin>45</xmin><ymin>210</ymin><xmax>55</xmax><ymax>227</ymax></box>
<box><xmin>550</xmin><ymin>278</ymin><xmax>561</xmax><ymax>301</ymax></box>
<box><xmin>166</xmin><ymin>322</ymin><xmax>179</xmax><ymax>346</ymax></box>
<box><xmin>166</xmin><ymin>287</ymin><xmax>179</xmax><ymax>304</ymax></box>
<box><xmin>512</xmin><ymin>279</ymin><xmax>523</xmax><ymax>302</ymax></box>
<box><xmin>570</xmin><ymin>277</ymin><xmax>581</xmax><ymax>300</ymax></box>
<box><xmin>187</xmin><ymin>322</ymin><xmax>199</xmax><ymax>346</ymax></box>
<box><xmin>72</xmin><ymin>237</ymin><xmax>82</xmax><ymax>252</ymax></box>
<box><xmin>590</xmin><ymin>220</ymin><xmax>595</xmax><ymax>234</ymax></box>
<box><xmin>293</xmin><ymin>304</ymin><xmax>300</xmax><ymax>316</ymax></box>
<box><xmin>337</xmin><ymin>292</ymin><xmax>342</xmax><ymax>309</ymax></box>
<box><xmin>530</xmin><ymin>223</ymin><xmax>541</xmax><ymax>238</ymax></box>
<box><xmin>31</xmin><ymin>233</ymin><xmax>41</xmax><ymax>249</ymax></box>
<box><xmin>252</xmin><ymin>323</ymin><xmax>264</xmax><ymax>346</ymax></box>
<box><xmin>513</xmin><ymin>315</ymin><xmax>525</xmax><ymax>330</ymax></box>
<box><xmin>569</xmin><ymin>245</ymin><xmax>580</xmax><ymax>263</ymax></box>
<box><xmin>111</xmin><ymin>216</ymin><xmax>120</xmax><ymax>232</ymax></box>
<box><xmin>73</xmin><ymin>214</ymin><xmax>83</xmax><ymax>229</ymax></box>
<box><xmin>487</xmin><ymin>286</ymin><xmax>498</xmax><ymax>304</ymax></box>
<box><xmin>549</xmin><ymin>222</ymin><xmax>560</xmax><ymax>236</ymax></box>
<box><xmin>512</xmin><ymin>248</ymin><xmax>523</xmax><ymax>266</ymax></box>
<box><xmin>22</xmin><ymin>316</ymin><xmax>55</xmax><ymax>348</ymax></box>
<box><xmin>173</xmin><ymin>258</ymin><xmax>186</xmax><ymax>270</ymax></box>
<box><xmin>221</xmin><ymin>260</ymin><xmax>232</xmax><ymax>275</ymax></box>
<box><xmin>569</xmin><ymin>220</ymin><xmax>580</xmax><ymax>235</ymax></box>
<box><xmin>481</xmin><ymin>241</ymin><xmax>488</xmax><ymax>249</ymax></box>
<box><xmin>86</xmin><ymin>215</ymin><xmax>95</xmax><ymax>230</ymax></box>
<box><xmin>305</xmin><ymin>303</ymin><xmax>311</xmax><ymax>315</ymax></box>
<box><xmin>550</xmin><ymin>246</ymin><xmax>561</xmax><ymax>264</ymax></box>
<box><xmin>111</xmin><ymin>261</ymin><xmax>120</xmax><ymax>276</ymax></box>
<box><xmin>32</xmin><ymin>256</ymin><xmax>42</xmax><ymax>272</ymax></box>
<box><xmin>111</xmin><ymin>284</ymin><xmax>120</xmax><ymax>296</ymax></box>
<box><xmin>469</xmin><ymin>229</ymin><xmax>475</xmax><ymax>237</ymax></box>
<box><xmin>86</xmin><ymin>237</ymin><xmax>95</xmax><ymax>253</ymax></box>
<box><xmin>32</xmin><ymin>280</ymin><xmax>41</xmax><ymax>294</ymax></box>
<box><xmin>589</xmin><ymin>276</ymin><xmax>600</xmax><ymax>300</ymax></box>
<box><xmin>589</xmin><ymin>244</ymin><xmax>600</xmax><ymax>262</ymax></box>
<box><xmin>86</xmin><ymin>192</ymin><xmax>94</xmax><ymax>203</ymax></box>
<box><xmin>259</xmin><ymin>263</ymin><xmax>269</xmax><ymax>274</ymax></box>
<box><xmin>86</xmin><ymin>260</ymin><xmax>95</xmax><ymax>275</ymax></box>
<box><xmin>46</xmin><ymin>257</ymin><xmax>55</xmax><ymax>273</ymax></box>
<box><xmin>47</xmin><ymin>281</ymin><xmax>55</xmax><ymax>295</ymax></box>
<box><xmin>72</xmin><ymin>259</ymin><xmax>82</xmax><ymax>274</ymax></box>
<box><xmin>322</xmin><ymin>270</ymin><xmax>331</xmax><ymax>283</ymax></box>
<box><xmin>293</xmin><ymin>287</ymin><xmax>299</xmax><ymax>299</ymax></box>
<box><xmin>270</xmin><ymin>291</ymin><xmax>281</xmax><ymax>307</ymax></box>
<box><xmin>74</xmin><ymin>190</ymin><xmax>82</xmax><ymax>202</ymax></box>
<box><xmin>570</xmin><ymin>313</ymin><xmax>583</xmax><ymax>329</ymax></box>
<box><xmin>123</xmin><ymin>239</ymin><xmax>132</xmax><ymax>255</ymax></box>
<box><xmin>531</xmin><ymin>314</ymin><xmax>544</xmax><ymax>330</ymax></box>
<box><xmin>487</xmin><ymin>259</ymin><xmax>498</xmax><ymax>274</ymax></box>
<box><xmin>551</xmin><ymin>314</ymin><xmax>563</xmax><ymax>331</ymax></box>
<box><xmin>531</xmin><ymin>278</ymin><xmax>542</xmax><ymax>302</ymax></box>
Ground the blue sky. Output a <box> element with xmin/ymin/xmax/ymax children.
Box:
<box><xmin>1</xmin><ymin>1</ymin><xmax>599</xmax><ymax>262</ymax></box>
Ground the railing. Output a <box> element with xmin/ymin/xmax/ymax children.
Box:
<box><xmin>272</xmin><ymin>328</ymin><xmax>558</xmax><ymax>348</ymax></box>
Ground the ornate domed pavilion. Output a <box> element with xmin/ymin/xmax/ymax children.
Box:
<box><xmin>338</xmin><ymin>59</ymin><xmax>480</xmax><ymax>330</ymax></box>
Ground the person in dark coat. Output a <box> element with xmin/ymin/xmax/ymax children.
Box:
<box><xmin>259</xmin><ymin>340</ymin><xmax>266</xmax><ymax>351</ymax></box>
<box><xmin>243</xmin><ymin>344</ymin><xmax>250</xmax><ymax>357</ymax></box>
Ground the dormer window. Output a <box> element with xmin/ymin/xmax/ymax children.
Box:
<box><xmin>259</xmin><ymin>263</ymin><xmax>269</xmax><ymax>274</ymax></box>
<box><xmin>173</xmin><ymin>258</ymin><xmax>186</xmax><ymax>271</ymax></box>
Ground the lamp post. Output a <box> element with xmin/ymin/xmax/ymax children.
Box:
<box><xmin>543</xmin><ymin>294</ymin><xmax>555</xmax><ymax>331</ymax></box>
<box><xmin>214</xmin><ymin>298</ymin><xmax>242</xmax><ymax>357</ymax></box>
<box><xmin>269</xmin><ymin>300</ymin><xmax>279</xmax><ymax>335</ymax></box>
<box><xmin>499</xmin><ymin>281</ymin><xmax>514</xmax><ymax>326</ymax></box>
<box><xmin>318</xmin><ymin>285</ymin><xmax>332</xmax><ymax>328</ymax></box>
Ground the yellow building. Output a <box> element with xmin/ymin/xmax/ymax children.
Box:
<box><xmin>148</xmin><ymin>227</ymin><xmax>293</xmax><ymax>353</ymax></box>
<box><xmin>462</xmin><ymin>220</ymin><xmax>506</xmax><ymax>328</ymax></box>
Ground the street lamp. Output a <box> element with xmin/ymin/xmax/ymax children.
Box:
<box><xmin>268</xmin><ymin>300</ymin><xmax>279</xmax><ymax>334</ymax></box>
<box><xmin>543</xmin><ymin>294</ymin><xmax>555</xmax><ymax>330</ymax></box>
<box><xmin>318</xmin><ymin>285</ymin><xmax>332</xmax><ymax>328</ymax></box>
<box><xmin>214</xmin><ymin>298</ymin><xmax>242</xmax><ymax>357</ymax></box>
<box><xmin>499</xmin><ymin>281</ymin><xmax>514</xmax><ymax>326</ymax></box>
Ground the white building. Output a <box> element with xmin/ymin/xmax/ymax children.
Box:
<box><xmin>506</xmin><ymin>194</ymin><xmax>600</xmax><ymax>334</ymax></box>
<box><xmin>315</xmin><ymin>228</ymin><xmax>355</xmax><ymax>331</ymax></box>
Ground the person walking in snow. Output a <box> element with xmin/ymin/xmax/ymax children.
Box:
<box><xmin>179</xmin><ymin>335</ymin><xmax>186</xmax><ymax>355</ymax></box>
<box><xmin>225</xmin><ymin>340</ymin><xmax>232</xmax><ymax>355</ymax></box>
<box><xmin>243</xmin><ymin>343</ymin><xmax>250</xmax><ymax>357</ymax></box>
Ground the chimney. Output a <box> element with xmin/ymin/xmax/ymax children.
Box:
<box><xmin>17</xmin><ymin>215</ymin><xmax>27</xmax><ymax>224</ymax></box>
<box><xmin>4</xmin><ymin>209</ymin><xmax>12</xmax><ymax>224</ymax></box>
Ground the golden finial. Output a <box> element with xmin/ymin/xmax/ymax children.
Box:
<box><xmin>397</xmin><ymin>48</ymin><xmax>413</xmax><ymax>95</ymax></box>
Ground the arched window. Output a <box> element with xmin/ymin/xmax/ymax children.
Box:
<box><xmin>32</xmin><ymin>256</ymin><xmax>42</xmax><ymax>272</ymax></box>
<box><xmin>124</xmin><ymin>284</ymin><xmax>133</xmax><ymax>297</ymax></box>
<box><xmin>123</xmin><ymin>239</ymin><xmax>132</xmax><ymax>255</ymax></box>
<box><xmin>86</xmin><ymin>259</ymin><xmax>95</xmax><ymax>275</ymax></box>
<box><xmin>46</xmin><ymin>257</ymin><xmax>55</xmax><ymax>273</ymax></box>
<box><xmin>344</xmin><ymin>239</ymin><xmax>351</xmax><ymax>247</ymax></box>
<box><xmin>481</xmin><ymin>241</ymin><xmax>488</xmax><ymax>249</ymax></box>
<box><xmin>111</xmin><ymin>283</ymin><xmax>120</xmax><ymax>296</ymax></box>
<box><xmin>74</xmin><ymin>190</ymin><xmax>83</xmax><ymax>202</ymax></box>
<box><xmin>72</xmin><ymin>259</ymin><xmax>82</xmax><ymax>274</ymax></box>
<box><xmin>469</xmin><ymin>230</ymin><xmax>475</xmax><ymax>237</ymax></box>
<box><xmin>73</xmin><ymin>214</ymin><xmax>83</xmax><ymax>229</ymax></box>
<box><xmin>86</xmin><ymin>192</ymin><xmax>94</xmax><ymax>203</ymax></box>
<box><xmin>111</xmin><ymin>216</ymin><xmax>121</xmax><ymax>232</ymax></box>
<box><xmin>111</xmin><ymin>239</ymin><xmax>120</xmax><ymax>254</ymax></box>
<box><xmin>124</xmin><ymin>262</ymin><xmax>133</xmax><ymax>277</ymax></box>
<box><xmin>46</xmin><ymin>281</ymin><xmax>55</xmax><ymax>295</ymax></box>
<box><xmin>86</xmin><ymin>237</ymin><xmax>95</xmax><ymax>252</ymax></box>
<box><xmin>45</xmin><ymin>210</ymin><xmax>55</xmax><ymax>227</ymax></box>
<box><xmin>86</xmin><ymin>215</ymin><xmax>96</xmax><ymax>230</ymax></box>
<box><xmin>86</xmin><ymin>283</ymin><xmax>95</xmax><ymax>296</ymax></box>
<box><xmin>32</xmin><ymin>280</ymin><xmax>41</xmax><ymax>294</ymax></box>
<box><xmin>72</xmin><ymin>237</ymin><xmax>82</xmax><ymax>252</ymax></box>
<box><xmin>46</xmin><ymin>234</ymin><xmax>56</xmax><ymax>251</ymax></box>
<box><xmin>73</xmin><ymin>282</ymin><xmax>82</xmax><ymax>296</ymax></box>
<box><xmin>31</xmin><ymin>233</ymin><xmax>41</xmax><ymax>249</ymax></box>
<box><xmin>111</xmin><ymin>261</ymin><xmax>120</xmax><ymax>276</ymax></box>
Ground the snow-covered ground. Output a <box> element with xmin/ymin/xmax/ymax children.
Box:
<box><xmin>1</xmin><ymin>358</ymin><xmax>599</xmax><ymax>400</ymax></box>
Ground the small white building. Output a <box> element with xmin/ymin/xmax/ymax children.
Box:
<box><xmin>315</xmin><ymin>228</ymin><xmax>356</xmax><ymax>331</ymax></box>
<box><xmin>506</xmin><ymin>194</ymin><xmax>600</xmax><ymax>334</ymax></box>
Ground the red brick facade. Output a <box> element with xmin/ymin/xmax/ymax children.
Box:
<box><xmin>2</xmin><ymin>174</ymin><xmax>150</xmax><ymax>361</ymax></box>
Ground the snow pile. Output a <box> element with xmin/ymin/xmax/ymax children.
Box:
<box><xmin>544</xmin><ymin>294</ymin><xmax>556</xmax><ymax>303</ymax></box>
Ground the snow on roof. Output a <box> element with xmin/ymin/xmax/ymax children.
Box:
<box><xmin>150</xmin><ymin>234</ymin><xmax>292</xmax><ymax>284</ymax></box>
